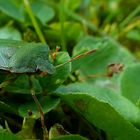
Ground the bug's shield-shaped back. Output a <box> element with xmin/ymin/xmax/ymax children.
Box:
<box><xmin>0</xmin><ymin>39</ymin><xmax>55</xmax><ymax>74</ymax></box>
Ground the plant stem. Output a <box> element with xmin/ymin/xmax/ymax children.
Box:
<box><xmin>59</xmin><ymin>0</ymin><xmax>66</xmax><ymax>50</ymax></box>
<box><xmin>29</xmin><ymin>76</ymin><xmax>48</xmax><ymax>140</ymax></box>
<box><xmin>31</xmin><ymin>89</ymin><xmax>49</xmax><ymax>140</ymax></box>
<box><xmin>119</xmin><ymin>5</ymin><xmax>140</xmax><ymax>28</ymax></box>
<box><xmin>23</xmin><ymin>0</ymin><xmax>46</xmax><ymax>44</ymax></box>
<box><xmin>117</xmin><ymin>19</ymin><xmax>140</xmax><ymax>38</ymax></box>
<box><xmin>64</xmin><ymin>7</ymin><xmax>106</xmax><ymax>36</ymax></box>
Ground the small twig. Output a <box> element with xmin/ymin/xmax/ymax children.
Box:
<box><xmin>23</xmin><ymin>0</ymin><xmax>46</xmax><ymax>44</ymax></box>
<box><xmin>29</xmin><ymin>75</ymin><xmax>48</xmax><ymax>140</ymax></box>
<box><xmin>31</xmin><ymin>89</ymin><xmax>48</xmax><ymax>140</ymax></box>
<box><xmin>59</xmin><ymin>0</ymin><xmax>66</xmax><ymax>51</ymax></box>
<box><xmin>55</xmin><ymin>49</ymin><xmax>97</xmax><ymax>68</ymax></box>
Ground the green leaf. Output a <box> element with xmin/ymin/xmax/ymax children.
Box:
<box><xmin>19</xmin><ymin>95</ymin><xmax>60</xmax><ymax>118</ymax></box>
<box><xmin>39</xmin><ymin>52</ymin><xmax>71</xmax><ymax>93</ymax></box>
<box><xmin>0</xmin><ymin>0</ymin><xmax>24</xmax><ymax>22</ymax></box>
<box><xmin>54</xmin><ymin>83</ymin><xmax>140</xmax><ymax>140</ymax></box>
<box><xmin>50</xmin><ymin>135</ymin><xmax>88</xmax><ymax>140</ymax></box>
<box><xmin>72</xmin><ymin>36</ymin><xmax>135</xmax><ymax>91</ymax></box>
<box><xmin>5</xmin><ymin>75</ymin><xmax>42</xmax><ymax>94</ymax></box>
<box><xmin>120</xmin><ymin>63</ymin><xmax>140</xmax><ymax>104</ymax></box>
<box><xmin>0</xmin><ymin>129</ymin><xmax>21</xmax><ymax>140</ymax></box>
<box><xmin>31</xmin><ymin>1</ymin><xmax>55</xmax><ymax>25</ymax></box>
<box><xmin>5</xmin><ymin>75</ymin><xmax>30</xmax><ymax>94</ymax></box>
<box><xmin>72</xmin><ymin>36</ymin><xmax>134</xmax><ymax>73</ymax></box>
<box><xmin>0</xmin><ymin>26</ymin><xmax>22</xmax><ymax>40</ymax></box>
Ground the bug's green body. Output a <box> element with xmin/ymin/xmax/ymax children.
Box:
<box><xmin>0</xmin><ymin>39</ymin><xmax>21</xmax><ymax>70</ymax></box>
<box><xmin>0</xmin><ymin>39</ymin><xmax>55</xmax><ymax>74</ymax></box>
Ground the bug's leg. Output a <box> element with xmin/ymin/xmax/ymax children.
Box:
<box><xmin>39</xmin><ymin>72</ymin><xmax>48</xmax><ymax>77</ymax></box>
<box><xmin>52</xmin><ymin>46</ymin><xmax>60</xmax><ymax>60</ymax></box>
<box><xmin>29</xmin><ymin>76</ymin><xmax>48</xmax><ymax>140</ymax></box>
<box><xmin>51</xmin><ymin>46</ymin><xmax>60</xmax><ymax>60</ymax></box>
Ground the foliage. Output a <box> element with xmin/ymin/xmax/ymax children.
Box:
<box><xmin>0</xmin><ymin>0</ymin><xmax>140</xmax><ymax>140</ymax></box>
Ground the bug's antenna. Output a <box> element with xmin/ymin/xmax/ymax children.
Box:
<box><xmin>55</xmin><ymin>49</ymin><xmax>97</xmax><ymax>68</ymax></box>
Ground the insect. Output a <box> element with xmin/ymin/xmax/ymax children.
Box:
<box><xmin>0</xmin><ymin>39</ymin><xmax>55</xmax><ymax>74</ymax></box>
<box><xmin>0</xmin><ymin>39</ymin><xmax>97</xmax><ymax>139</ymax></box>
<box><xmin>0</xmin><ymin>39</ymin><xmax>97</xmax><ymax>75</ymax></box>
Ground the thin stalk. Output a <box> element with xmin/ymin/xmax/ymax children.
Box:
<box><xmin>117</xmin><ymin>19</ymin><xmax>140</xmax><ymax>38</ymax></box>
<box><xmin>29</xmin><ymin>76</ymin><xmax>48</xmax><ymax>140</ymax></box>
<box><xmin>59</xmin><ymin>0</ymin><xmax>66</xmax><ymax>50</ymax></box>
<box><xmin>42</xmin><ymin>0</ymin><xmax>106</xmax><ymax>36</ymax></box>
<box><xmin>42</xmin><ymin>1</ymin><xmax>106</xmax><ymax>36</ymax></box>
<box><xmin>23</xmin><ymin>0</ymin><xmax>46</xmax><ymax>44</ymax></box>
<box><xmin>31</xmin><ymin>89</ymin><xmax>48</xmax><ymax>140</ymax></box>
<box><xmin>64</xmin><ymin>7</ymin><xmax>106</xmax><ymax>36</ymax></box>
<box><xmin>119</xmin><ymin>5</ymin><xmax>140</xmax><ymax>28</ymax></box>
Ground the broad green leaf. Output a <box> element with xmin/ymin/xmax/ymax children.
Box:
<box><xmin>39</xmin><ymin>52</ymin><xmax>71</xmax><ymax>93</ymax></box>
<box><xmin>54</xmin><ymin>84</ymin><xmax>140</xmax><ymax>140</ymax></box>
<box><xmin>0</xmin><ymin>129</ymin><xmax>20</xmax><ymax>140</ymax></box>
<box><xmin>0</xmin><ymin>0</ymin><xmax>24</xmax><ymax>22</ymax></box>
<box><xmin>120</xmin><ymin>63</ymin><xmax>140</xmax><ymax>103</ymax></box>
<box><xmin>56</xmin><ymin>83</ymin><xmax>140</xmax><ymax>129</ymax></box>
<box><xmin>72</xmin><ymin>36</ymin><xmax>134</xmax><ymax>73</ymax></box>
<box><xmin>19</xmin><ymin>95</ymin><xmax>60</xmax><ymax>118</ymax></box>
<box><xmin>50</xmin><ymin>135</ymin><xmax>88</xmax><ymax>140</ymax></box>
<box><xmin>72</xmin><ymin>36</ymin><xmax>135</xmax><ymax>91</ymax></box>
<box><xmin>5</xmin><ymin>75</ymin><xmax>30</xmax><ymax>94</ymax></box>
<box><xmin>0</xmin><ymin>27</ymin><xmax>22</xmax><ymax>40</ymax></box>
<box><xmin>31</xmin><ymin>1</ymin><xmax>55</xmax><ymax>25</ymax></box>
<box><xmin>5</xmin><ymin>75</ymin><xmax>42</xmax><ymax>94</ymax></box>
